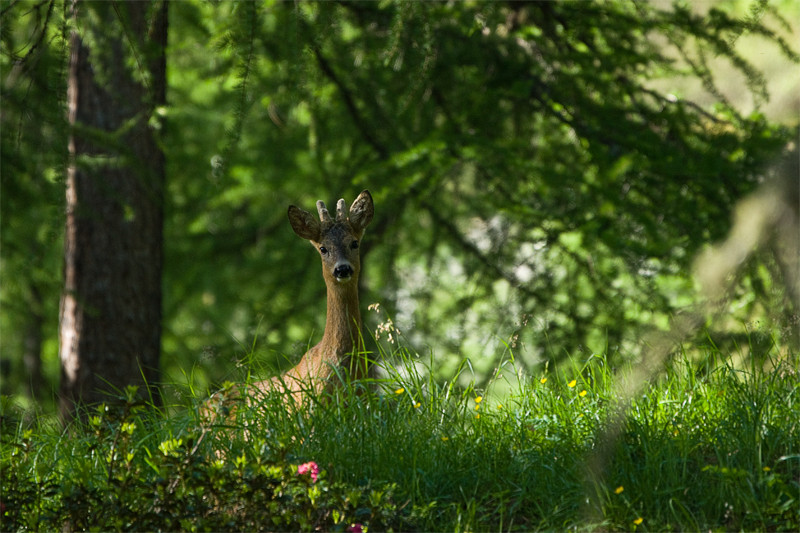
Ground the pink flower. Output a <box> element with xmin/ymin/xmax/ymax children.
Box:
<box><xmin>297</xmin><ymin>461</ymin><xmax>319</xmax><ymax>483</ymax></box>
<box><xmin>347</xmin><ymin>524</ymin><xmax>364</xmax><ymax>533</ymax></box>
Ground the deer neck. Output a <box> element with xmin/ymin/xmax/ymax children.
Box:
<box><xmin>319</xmin><ymin>281</ymin><xmax>362</xmax><ymax>362</ymax></box>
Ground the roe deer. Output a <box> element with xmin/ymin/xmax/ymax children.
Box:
<box><xmin>203</xmin><ymin>190</ymin><xmax>375</xmax><ymax>418</ymax></box>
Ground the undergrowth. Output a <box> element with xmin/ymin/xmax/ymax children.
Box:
<box><xmin>2</xmin><ymin>343</ymin><xmax>798</xmax><ymax>531</ymax></box>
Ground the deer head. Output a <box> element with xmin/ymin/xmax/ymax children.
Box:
<box><xmin>288</xmin><ymin>190</ymin><xmax>374</xmax><ymax>286</ymax></box>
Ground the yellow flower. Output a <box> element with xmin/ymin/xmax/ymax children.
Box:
<box><xmin>568</xmin><ymin>379</ymin><xmax>577</xmax><ymax>388</ymax></box>
<box><xmin>540</xmin><ymin>377</ymin><xmax>548</xmax><ymax>384</ymax></box>
<box><xmin>395</xmin><ymin>387</ymin><xmax>405</xmax><ymax>394</ymax></box>
<box><xmin>497</xmin><ymin>403</ymin><xmax>503</xmax><ymax>409</ymax></box>
<box><xmin>614</xmin><ymin>486</ymin><xmax>624</xmax><ymax>494</ymax></box>
<box><xmin>475</xmin><ymin>413</ymin><xmax>480</xmax><ymax>419</ymax></box>
<box><xmin>474</xmin><ymin>404</ymin><xmax>480</xmax><ymax>410</ymax></box>
<box><xmin>413</xmin><ymin>401</ymin><xmax>421</xmax><ymax>409</ymax></box>
<box><xmin>475</xmin><ymin>396</ymin><xmax>483</xmax><ymax>404</ymax></box>
<box><xmin>441</xmin><ymin>436</ymin><xmax>449</xmax><ymax>442</ymax></box>
<box><xmin>633</xmin><ymin>517</ymin><xmax>643</xmax><ymax>525</ymax></box>
<box><xmin>763</xmin><ymin>466</ymin><xmax>771</xmax><ymax>472</ymax></box>
<box><xmin>579</xmin><ymin>390</ymin><xmax>587</xmax><ymax>397</ymax></box>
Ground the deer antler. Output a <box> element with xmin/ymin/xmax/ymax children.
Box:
<box><xmin>316</xmin><ymin>200</ymin><xmax>332</xmax><ymax>223</ymax></box>
<box><xmin>336</xmin><ymin>198</ymin><xmax>348</xmax><ymax>222</ymax></box>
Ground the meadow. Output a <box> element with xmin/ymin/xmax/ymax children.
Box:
<box><xmin>2</xmin><ymin>340</ymin><xmax>798</xmax><ymax>532</ymax></box>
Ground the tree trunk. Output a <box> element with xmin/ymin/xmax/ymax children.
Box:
<box><xmin>59</xmin><ymin>0</ymin><xmax>167</xmax><ymax>422</ymax></box>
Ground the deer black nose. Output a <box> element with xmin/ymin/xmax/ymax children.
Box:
<box><xmin>333</xmin><ymin>264</ymin><xmax>354</xmax><ymax>280</ymax></box>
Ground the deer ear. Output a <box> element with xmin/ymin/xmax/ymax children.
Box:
<box><xmin>288</xmin><ymin>205</ymin><xmax>321</xmax><ymax>241</ymax></box>
<box><xmin>349</xmin><ymin>190</ymin><xmax>374</xmax><ymax>234</ymax></box>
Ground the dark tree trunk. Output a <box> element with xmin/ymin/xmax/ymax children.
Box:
<box><xmin>59</xmin><ymin>0</ymin><xmax>167</xmax><ymax>422</ymax></box>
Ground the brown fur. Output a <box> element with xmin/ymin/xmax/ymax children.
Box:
<box><xmin>201</xmin><ymin>191</ymin><xmax>374</xmax><ymax>421</ymax></box>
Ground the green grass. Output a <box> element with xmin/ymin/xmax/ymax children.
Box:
<box><xmin>2</xmin><ymin>343</ymin><xmax>799</xmax><ymax>531</ymax></box>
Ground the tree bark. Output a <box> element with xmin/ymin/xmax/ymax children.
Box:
<box><xmin>59</xmin><ymin>0</ymin><xmax>167</xmax><ymax>422</ymax></box>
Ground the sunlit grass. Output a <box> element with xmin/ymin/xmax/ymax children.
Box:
<box><xmin>2</xmin><ymin>339</ymin><xmax>798</xmax><ymax>531</ymax></box>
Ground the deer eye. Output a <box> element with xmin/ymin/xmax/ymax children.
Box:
<box><xmin>350</xmin><ymin>240</ymin><xmax>359</xmax><ymax>250</ymax></box>
<box><xmin>319</xmin><ymin>246</ymin><xmax>328</xmax><ymax>255</ymax></box>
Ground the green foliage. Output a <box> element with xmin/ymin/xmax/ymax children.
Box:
<box><xmin>3</xmin><ymin>340</ymin><xmax>798</xmax><ymax>531</ymax></box>
<box><xmin>0</xmin><ymin>0</ymin><xmax>69</xmax><ymax>406</ymax></box>
<box><xmin>161</xmin><ymin>0</ymin><xmax>798</xmax><ymax>390</ymax></box>
<box><xmin>0</xmin><ymin>390</ymin><xmax>398</xmax><ymax>532</ymax></box>
<box><xmin>1</xmin><ymin>1</ymin><xmax>798</xmax><ymax>406</ymax></box>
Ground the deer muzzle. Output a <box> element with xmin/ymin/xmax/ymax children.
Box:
<box><xmin>333</xmin><ymin>263</ymin><xmax>354</xmax><ymax>282</ymax></box>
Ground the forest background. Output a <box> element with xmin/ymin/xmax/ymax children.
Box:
<box><xmin>1</xmin><ymin>0</ymin><xmax>798</xmax><ymax>416</ymax></box>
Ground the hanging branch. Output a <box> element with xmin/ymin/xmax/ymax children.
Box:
<box><xmin>219</xmin><ymin>0</ymin><xmax>257</xmax><ymax>178</ymax></box>
<box><xmin>311</xmin><ymin>45</ymin><xmax>389</xmax><ymax>160</ymax></box>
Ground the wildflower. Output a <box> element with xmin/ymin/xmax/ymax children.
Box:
<box><xmin>413</xmin><ymin>401</ymin><xmax>421</xmax><ymax>409</ymax></box>
<box><xmin>395</xmin><ymin>387</ymin><xmax>405</xmax><ymax>395</ymax></box>
<box><xmin>762</xmin><ymin>466</ymin><xmax>771</xmax><ymax>472</ymax></box>
<box><xmin>579</xmin><ymin>390</ymin><xmax>587</xmax><ymax>397</ymax></box>
<box><xmin>297</xmin><ymin>461</ymin><xmax>319</xmax><ymax>483</ymax></box>
<box><xmin>441</xmin><ymin>436</ymin><xmax>449</xmax><ymax>442</ymax></box>
<box><xmin>614</xmin><ymin>486</ymin><xmax>624</xmax><ymax>494</ymax></box>
<box><xmin>347</xmin><ymin>524</ymin><xmax>364</xmax><ymax>533</ymax></box>
<box><xmin>568</xmin><ymin>379</ymin><xmax>577</xmax><ymax>388</ymax></box>
<box><xmin>475</xmin><ymin>396</ymin><xmax>483</xmax><ymax>404</ymax></box>
<box><xmin>368</xmin><ymin>302</ymin><xmax>380</xmax><ymax>312</ymax></box>
<box><xmin>375</xmin><ymin>317</ymin><xmax>398</xmax><ymax>343</ymax></box>
<box><xmin>540</xmin><ymin>377</ymin><xmax>548</xmax><ymax>384</ymax></box>
<box><xmin>633</xmin><ymin>517</ymin><xmax>643</xmax><ymax>525</ymax></box>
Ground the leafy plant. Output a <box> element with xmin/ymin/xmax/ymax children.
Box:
<box><xmin>3</xmin><ymin>339</ymin><xmax>797</xmax><ymax>531</ymax></box>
